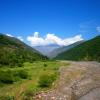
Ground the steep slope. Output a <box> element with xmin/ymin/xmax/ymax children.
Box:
<box><xmin>48</xmin><ymin>41</ymin><xmax>84</xmax><ymax>58</ymax></box>
<box><xmin>54</xmin><ymin>36</ymin><xmax>100</xmax><ymax>61</ymax></box>
<box><xmin>0</xmin><ymin>34</ymin><xmax>48</xmax><ymax>67</ymax></box>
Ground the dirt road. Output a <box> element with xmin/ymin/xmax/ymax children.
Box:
<box><xmin>34</xmin><ymin>61</ymin><xmax>100</xmax><ymax>100</ymax></box>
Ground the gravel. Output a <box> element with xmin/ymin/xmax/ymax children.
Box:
<box><xmin>34</xmin><ymin>61</ymin><xmax>100</xmax><ymax>100</ymax></box>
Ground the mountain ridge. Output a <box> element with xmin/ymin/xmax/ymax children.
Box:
<box><xmin>47</xmin><ymin>40</ymin><xmax>84</xmax><ymax>58</ymax></box>
<box><xmin>54</xmin><ymin>35</ymin><xmax>100</xmax><ymax>61</ymax></box>
<box><xmin>0</xmin><ymin>34</ymin><xmax>48</xmax><ymax>67</ymax></box>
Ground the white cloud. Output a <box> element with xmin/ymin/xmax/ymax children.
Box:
<box><xmin>17</xmin><ymin>36</ymin><xmax>23</xmax><ymax>41</ymax></box>
<box><xmin>27</xmin><ymin>32</ymin><xmax>84</xmax><ymax>46</ymax></box>
<box><xmin>6</xmin><ymin>33</ymin><xmax>24</xmax><ymax>41</ymax></box>
<box><xmin>6</xmin><ymin>34</ymin><xmax>13</xmax><ymax>37</ymax></box>
<box><xmin>64</xmin><ymin>35</ymin><xmax>83</xmax><ymax>45</ymax></box>
<box><xmin>97</xmin><ymin>26</ymin><xmax>100</xmax><ymax>32</ymax></box>
<box><xmin>27</xmin><ymin>32</ymin><xmax>46</xmax><ymax>46</ymax></box>
<box><xmin>46</xmin><ymin>34</ymin><xmax>64</xmax><ymax>45</ymax></box>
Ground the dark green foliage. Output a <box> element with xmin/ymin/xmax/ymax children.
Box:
<box><xmin>43</xmin><ymin>63</ymin><xmax>48</xmax><ymax>67</ymax></box>
<box><xmin>38</xmin><ymin>74</ymin><xmax>57</xmax><ymax>88</ymax></box>
<box><xmin>0</xmin><ymin>34</ymin><xmax>48</xmax><ymax>67</ymax></box>
<box><xmin>17</xmin><ymin>70</ymin><xmax>28</xmax><ymax>79</ymax></box>
<box><xmin>55</xmin><ymin>36</ymin><xmax>100</xmax><ymax>61</ymax></box>
<box><xmin>0</xmin><ymin>69</ymin><xmax>29</xmax><ymax>84</ymax></box>
<box><xmin>0</xmin><ymin>70</ymin><xmax>14</xmax><ymax>84</ymax></box>
<box><xmin>0</xmin><ymin>95</ymin><xmax>14</xmax><ymax>100</ymax></box>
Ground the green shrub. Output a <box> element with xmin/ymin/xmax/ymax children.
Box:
<box><xmin>0</xmin><ymin>70</ymin><xmax>14</xmax><ymax>84</ymax></box>
<box><xmin>17</xmin><ymin>70</ymin><xmax>29</xmax><ymax>79</ymax></box>
<box><xmin>0</xmin><ymin>69</ymin><xmax>29</xmax><ymax>84</ymax></box>
<box><xmin>0</xmin><ymin>95</ymin><xmax>14</xmax><ymax>100</ymax></box>
<box><xmin>43</xmin><ymin>63</ymin><xmax>47</xmax><ymax>67</ymax></box>
<box><xmin>38</xmin><ymin>74</ymin><xmax>57</xmax><ymax>88</ymax></box>
<box><xmin>17</xmin><ymin>62</ymin><xmax>23</xmax><ymax>67</ymax></box>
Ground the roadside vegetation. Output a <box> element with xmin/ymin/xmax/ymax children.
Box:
<box><xmin>0</xmin><ymin>61</ymin><xmax>69</xmax><ymax>100</ymax></box>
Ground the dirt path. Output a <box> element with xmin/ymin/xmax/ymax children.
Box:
<box><xmin>34</xmin><ymin>61</ymin><xmax>100</xmax><ymax>100</ymax></box>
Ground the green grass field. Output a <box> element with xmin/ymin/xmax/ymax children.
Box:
<box><xmin>0</xmin><ymin>61</ymin><xmax>69</xmax><ymax>100</ymax></box>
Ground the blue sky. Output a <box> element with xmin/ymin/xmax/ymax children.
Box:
<box><xmin>0</xmin><ymin>0</ymin><xmax>100</xmax><ymax>46</ymax></box>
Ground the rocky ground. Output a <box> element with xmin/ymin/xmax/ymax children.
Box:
<box><xmin>34</xmin><ymin>61</ymin><xmax>100</xmax><ymax>100</ymax></box>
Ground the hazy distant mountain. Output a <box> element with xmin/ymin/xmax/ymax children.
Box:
<box><xmin>54</xmin><ymin>36</ymin><xmax>100</xmax><ymax>61</ymax></box>
<box><xmin>34</xmin><ymin>44</ymin><xmax>60</xmax><ymax>56</ymax></box>
<box><xmin>0</xmin><ymin>34</ymin><xmax>48</xmax><ymax>67</ymax></box>
<box><xmin>48</xmin><ymin>41</ymin><xmax>84</xmax><ymax>58</ymax></box>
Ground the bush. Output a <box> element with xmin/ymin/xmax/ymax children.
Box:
<box><xmin>16</xmin><ymin>70</ymin><xmax>29</xmax><ymax>79</ymax></box>
<box><xmin>0</xmin><ymin>70</ymin><xmax>14</xmax><ymax>84</ymax></box>
<box><xmin>43</xmin><ymin>64</ymin><xmax>47</xmax><ymax>67</ymax></box>
<box><xmin>38</xmin><ymin>74</ymin><xmax>57</xmax><ymax>88</ymax></box>
<box><xmin>0</xmin><ymin>69</ymin><xmax>29</xmax><ymax>84</ymax></box>
<box><xmin>0</xmin><ymin>95</ymin><xmax>14</xmax><ymax>100</ymax></box>
<box><xmin>17</xmin><ymin>62</ymin><xmax>23</xmax><ymax>67</ymax></box>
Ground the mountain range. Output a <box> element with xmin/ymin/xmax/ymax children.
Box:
<box><xmin>0</xmin><ymin>33</ymin><xmax>100</xmax><ymax>67</ymax></box>
<box><xmin>32</xmin><ymin>35</ymin><xmax>100</xmax><ymax>62</ymax></box>
<box><xmin>34</xmin><ymin>44</ymin><xmax>60</xmax><ymax>56</ymax></box>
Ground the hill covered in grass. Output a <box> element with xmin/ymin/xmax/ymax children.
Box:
<box><xmin>48</xmin><ymin>41</ymin><xmax>84</xmax><ymax>58</ymax></box>
<box><xmin>0</xmin><ymin>34</ymin><xmax>48</xmax><ymax>67</ymax></box>
<box><xmin>54</xmin><ymin>35</ymin><xmax>100</xmax><ymax>61</ymax></box>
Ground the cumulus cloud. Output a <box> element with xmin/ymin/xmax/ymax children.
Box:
<box><xmin>27</xmin><ymin>32</ymin><xmax>46</xmax><ymax>46</ymax></box>
<box><xmin>97</xmin><ymin>26</ymin><xmax>100</xmax><ymax>32</ymax></box>
<box><xmin>27</xmin><ymin>32</ymin><xmax>84</xmax><ymax>46</ymax></box>
<box><xmin>63</xmin><ymin>35</ymin><xmax>83</xmax><ymax>45</ymax></box>
<box><xmin>46</xmin><ymin>34</ymin><xmax>64</xmax><ymax>45</ymax></box>
<box><xmin>17</xmin><ymin>36</ymin><xmax>24</xmax><ymax>41</ymax></box>
<box><xmin>6</xmin><ymin>34</ymin><xmax>13</xmax><ymax>37</ymax></box>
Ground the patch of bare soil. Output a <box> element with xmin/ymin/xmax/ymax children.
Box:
<box><xmin>34</xmin><ymin>61</ymin><xmax>100</xmax><ymax>100</ymax></box>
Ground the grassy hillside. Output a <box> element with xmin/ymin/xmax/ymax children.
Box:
<box><xmin>48</xmin><ymin>41</ymin><xmax>84</xmax><ymax>58</ymax></box>
<box><xmin>54</xmin><ymin>36</ymin><xmax>100</xmax><ymax>61</ymax></box>
<box><xmin>0</xmin><ymin>34</ymin><xmax>48</xmax><ymax>67</ymax></box>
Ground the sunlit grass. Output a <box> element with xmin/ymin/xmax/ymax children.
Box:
<box><xmin>0</xmin><ymin>61</ymin><xmax>69</xmax><ymax>100</ymax></box>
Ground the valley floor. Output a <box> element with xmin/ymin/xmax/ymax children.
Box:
<box><xmin>34</xmin><ymin>61</ymin><xmax>100</xmax><ymax>100</ymax></box>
